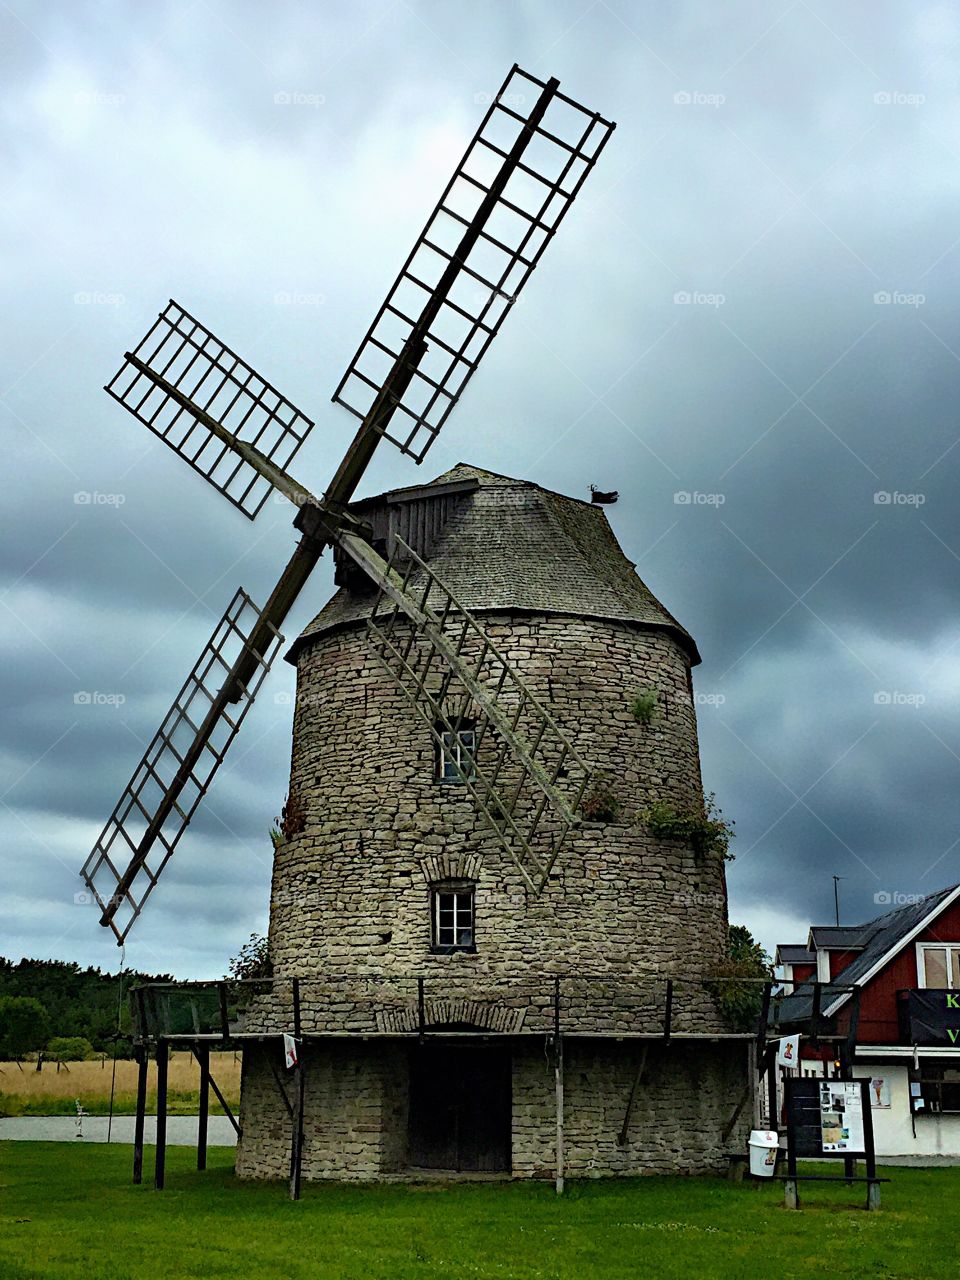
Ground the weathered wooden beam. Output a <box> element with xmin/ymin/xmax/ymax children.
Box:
<box><xmin>196</xmin><ymin>1044</ymin><xmax>209</xmax><ymax>1171</ymax></box>
<box><xmin>122</xmin><ymin>353</ymin><xmax>321</xmax><ymax>511</ymax></box>
<box><xmin>555</xmin><ymin>1036</ymin><xmax>565</xmax><ymax>1196</ymax></box>
<box><xmin>132</xmin><ymin>1046</ymin><xmax>148</xmax><ymax>1185</ymax></box>
<box><xmin>617</xmin><ymin>1045</ymin><xmax>649</xmax><ymax>1147</ymax></box>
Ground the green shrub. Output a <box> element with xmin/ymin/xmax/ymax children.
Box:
<box><xmin>630</xmin><ymin>688</ymin><xmax>659</xmax><ymax>725</ymax></box>
<box><xmin>642</xmin><ymin>793</ymin><xmax>734</xmax><ymax>858</ymax></box>
<box><xmin>0</xmin><ymin>995</ymin><xmax>48</xmax><ymax>1059</ymax></box>
<box><xmin>707</xmin><ymin>925</ymin><xmax>773</xmax><ymax>1031</ymax></box>
<box><xmin>46</xmin><ymin>1036</ymin><xmax>95</xmax><ymax>1062</ymax></box>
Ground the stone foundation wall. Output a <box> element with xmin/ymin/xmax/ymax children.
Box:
<box><xmin>235</xmin><ymin>1038</ymin><xmax>751</xmax><ymax>1182</ymax></box>
<box><xmin>236</xmin><ymin>1041</ymin><xmax>409</xmax><ymax>1181</ymax></box>
<box><xmin>512</xmin><ymin>1040</ymin><xmax>751</xmax><ymax>1178</ymax></box>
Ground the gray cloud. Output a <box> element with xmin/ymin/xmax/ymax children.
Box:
<box><xmin>3</xmin><ymin>0</ymin><xmax>960</xmax><ymax>975</ymax></box>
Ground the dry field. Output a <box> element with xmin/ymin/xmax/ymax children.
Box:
<box><xmin>0</xmin><ymin>1050</ymin><xmax>241</xmax><ymax>1116</ymax></box>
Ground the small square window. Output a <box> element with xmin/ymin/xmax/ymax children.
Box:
<box><xmin>431</xmin><ymin>884</ymin><xmax>476</xmax><ymax>952</ymax></box>
<box><xmin>436</xmin><ymin>722</ymin><xmax>476</xmax><ymax>782</ymax></box>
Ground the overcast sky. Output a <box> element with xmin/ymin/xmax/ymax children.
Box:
<box><xmin>3</xmin><ymin>1</ymin><xmax>960</xmax><ymax>979</ymax></box>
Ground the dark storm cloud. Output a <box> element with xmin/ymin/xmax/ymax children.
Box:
<box><xmin>3</xmin><ymin>0</ymin><xmax>960</xmax><ymax>975</ymax></box>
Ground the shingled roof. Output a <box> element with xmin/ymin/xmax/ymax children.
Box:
<box><xmin>775</xmin><ymin>883</ymin><xmax>960</xmax><ymax>1027</ymax></box>
<box><xmin>288</xmin><ymin>463</ymin><xmax>699</xmax><ymax>664</ymax></box>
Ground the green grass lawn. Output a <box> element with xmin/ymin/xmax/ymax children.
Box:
<box><xmin>0</xmin><ymin>1143</ymin><xmax>955</xmax><ymax>1280</ymax></box>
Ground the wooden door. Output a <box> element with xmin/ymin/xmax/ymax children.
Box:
<box><xmin>407</xmin><ymin>1043</ymin><xmax>511</xmax><ymax>1172</ymax></box>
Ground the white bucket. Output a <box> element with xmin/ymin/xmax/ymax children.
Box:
<box><xmin>748</xmin><ymin>1129</ymin><xmax>779</xmax><ymax>1177</ymax></box>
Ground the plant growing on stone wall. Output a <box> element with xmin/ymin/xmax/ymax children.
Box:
<box><xmin>275</xmin><ymin>788</ymin><xmax>306</xmax><ymax>841</ymax></box>
<box><xmin>580</xmin><ymin>772</ymin><xmax>621</xmax><ymax>823</ymax></box>
<box><xmin>630</xmin><ymin>688</ymin><xmax>659</xmax><ymax>725</ymax></box>
<box><xmin>641</xmin><ymin>793</ymin><xmax>734</xmax><ymax>858</ymax></box>
<box><xmin>269</xmin><ymin>824</ymin><xmax>284</xmax><ymax>850</ymax></box>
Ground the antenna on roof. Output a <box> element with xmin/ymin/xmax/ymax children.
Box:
<box><xmin>832</xmin><ymin>874</ymin><xmax>842</xmax><ymax>926</ymax></box>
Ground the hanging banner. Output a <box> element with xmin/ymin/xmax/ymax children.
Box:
<box><xmin>902</xmin><ymin>989</ymin><xmax>960</xmax><ymax>1045</ymax></box>
<box><xmin>777</xmin><ymin>1034</ymin><xmax>800</xmax><ymax>1067</ymax></box>
<box><xmin>283</xmin><ymin>1033</ymin><xmax>299</xmax><ymax>1070</ymax></box>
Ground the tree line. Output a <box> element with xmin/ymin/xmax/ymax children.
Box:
<box><xmin>0</xmin><ymin>957</ymin><xmax>173</xmax><ymax>1060</ymax></box>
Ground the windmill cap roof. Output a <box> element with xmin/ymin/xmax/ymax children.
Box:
<box><xmin>289</xmin><ymin>463</ymin><xmax>700</xmax><ymax>664</ymax></box>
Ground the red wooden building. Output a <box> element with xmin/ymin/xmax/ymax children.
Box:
<box><xmin>775</xmin><ymin>884</ymin><xmax>960</xmax><ymax>1156</ymax></box>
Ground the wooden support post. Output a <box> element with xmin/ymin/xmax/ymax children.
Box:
<box><xmin>617</xmin><ymin>1045</ymin><xmax>649</xmax><ymax>1147</ymax></box>
<box><xmin>132</xmin><ymin>1045</ymin><xmax>148</xmax><ymax>1185</ymax></box>
<box><xmin>289</xmin><ymin>979</ymin><xmax>305</xmax><ymax>1201</ymax></box>
<box><xmin>154</xmin><ymin>1039</ymin><xmax>169</xmax><ymax>1191</ymax></box>
<box><xmin>554</xmin><ymin>1035</ymin><xmax>564</xmax><ymax>1196</ymax></box>
<box><xmin>218</xmin><ymin>983</ymin><xmax>230</xmax><ymax>1040</ymax></box>
<box><xmin>785</xmin><ymin>1089</ymin><xmax>799</xmax><ymax>1209</ymax></box>
<box><xmin>748</xmin><ymin>1041</ymin><xmax>762</xmax><ymax>1129</ymax></box>
<box><xmin>864</xmin><ymin>1080</ymin><xmax>879</xmax><ymax>1210</ymax></box>
<box><xmin>766</xmin><ymin>1047</ymin><xmax>778</xmax><ymax>1129</ymax></box>
<box><xmin>197</xmin><ymin>1043</ymin><xmax>210</xmax><ymax>1171</ymax></box>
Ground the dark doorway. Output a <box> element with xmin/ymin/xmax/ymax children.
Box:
<box><xmin>407</xmin><ymin>1042</ymin><xmax>512</xmax><ymax>1172</ymax></box>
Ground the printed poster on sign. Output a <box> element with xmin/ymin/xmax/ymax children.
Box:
<box><xmin>819</xmin><ymin>1081</ymin><xmax>865</xmax><ymax>1153</ymax></box>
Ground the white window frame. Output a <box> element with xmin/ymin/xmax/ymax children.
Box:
<box><xmin>436</xmin><ymin>725</ymin><xmax>477</xmax><ymax>783</ymax></box>
<box><xmin>916</xmin><ymin>941</ymin><xmax>960</xmax><ymax>988</ymax></box>
<box><xmin>431</xmin><ymin>884</ymin><xmax>476</xmax><ymax>952</ymax></box>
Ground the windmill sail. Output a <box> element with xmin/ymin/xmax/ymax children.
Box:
<box><xmin>335</xmin><ymin>532</ymin><xmax>592</xmax><ymax>892</ymax></box>
<box><xmin>332</xmin><ymin>65</ymin><xmax>616</xmax><ymax>464</ymax></box>
<box><xmin>80</xmin><ymin>589</ymin><xmax>284</xmax><ymax>941</ymax></box>
<box><xmin>106</xmin><ymin>301</ymin><xmax>315</xmax><ymax>519</ymax></box>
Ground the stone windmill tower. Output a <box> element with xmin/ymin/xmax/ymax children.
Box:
<box><xmin>79</xmin><ymin>66</ymin><xmax>751</xmax><ymax>1190</ymax></box>
<box><xmin>234</xmin><ymin>463</ymin><xmax>747</xmax><ymax>1182</ymax></box>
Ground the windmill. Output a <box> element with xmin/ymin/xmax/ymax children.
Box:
<box><xmin>80</xmin><ymin>65</ymin><xmax>616</xmax><ymax>944</ymax></box>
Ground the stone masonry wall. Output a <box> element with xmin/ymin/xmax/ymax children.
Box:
<box><xmin>236</xmin><ymin>1040</ymin><xmax>409</xmax><ymax>1181</ymax></box>
<box><xmin>236</xmin><ymin>1038</ymin><xmax>752</xmax><ymax>1181</ymax></box>
<box><xmin>265</xmin><ymin>612</ymin><xmax>730</xmax><ymax>1034</ymax></box>
<box><xmin>512</xmin><ymin>1040</ymin><xmax>751</xmax><ymax>1178</ymax></box>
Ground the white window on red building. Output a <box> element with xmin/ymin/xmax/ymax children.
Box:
<box><xmin>917</xmin><ymin>943</ymin><xmax>960</xmax><ymax>988</ymax></box>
